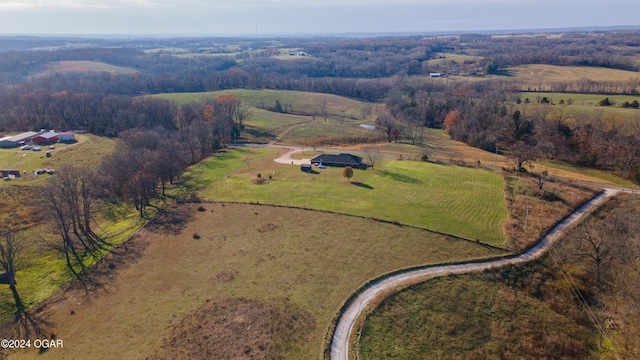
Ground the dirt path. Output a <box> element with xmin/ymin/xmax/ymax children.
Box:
<box><xmin>273</xmin><ymin>148</ymin><xmax>311</xmax><ymax>165</ymax></box>
<box><xmin>268</xmin><ymin>121</ymin><xmax>310</xmax><ymax>145</ymax></box>
<box><xmin>330</xmin><ymin>187</ymin><xmax>623</xmax><ymax>360</ymax></box>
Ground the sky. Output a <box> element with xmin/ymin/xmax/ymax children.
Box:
<box><xmin>0</xmin><ymin>0</ymin><xmax>639</xmax><ymax>36</ymax></box>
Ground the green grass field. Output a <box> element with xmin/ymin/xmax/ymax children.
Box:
<box><xmin>0</xmin><ymin>200</ymin><xmax>145</xmax><ymax>324</ymax></box>
<box><xmin>241</xmin><ymin>108</ymin><xmax>311</xmax><ymax>143</ymax></box>
<box><xmin>8</xmin><ymin>203</ymin><xmax>505</xmax><ymax>360</ymax></box>
<box><xmin>193</xmin><ymin>148</ymin><xmax>507</xmax><ymax>244</ymax></box>
<box><xmin>152</xmin><ymin>89</ymin><xmax>374</xmax><ymax>120</ymax></box>
<box><xmin>0</xmin><ymin>134</ymin><xmax>115</xmax><ymax>185</ymax></box>
<box><xmin>519</xmin><ymin>92</ymin><xmax>640</xmax><ymax>107</ymax></box>
<box><xmin>278</xmin><ymin>119</ymin><xmax>382</xmax><ymax>145</ymax></box>
<box><xmin>0</xmin><ymin>133</ymin><xmax>136</xmax><ymax>323</ymax></box>
<box><xmin>426</xmin><ymin>52</ymin><xmax>483</xmax><ymax>65</ymax></box>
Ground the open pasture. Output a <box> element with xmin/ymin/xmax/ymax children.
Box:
<box><xmin>0</xmin><ymin>132</ymin><xmax>116</xmax><ymax>215</ymax></box>
<box><xmin>507</xmin><ymin>64</ymin><xmax>640</xmax><ymax>84</ymax></box>
<box><xmin>519</xmin><ymin>91</ymin><xmax>640</xmax><ymax>107</ymax></box>
<box><xmin>196</xmin><ymin>148</ymin><xmax>507</xmax><ymax>245</ymax></box>
<box><xmin>426</xmin><ymin>52</ymin><xmax>483</xmax><ymax>65</ymax></box>
<box><xmin>152</xmin><ymin>89</ymin><xmax>375</xmax><ymax>120</ymax></box>
<box><xmin>0</xmin><ymin>134</ymin><xmax>115</xmax><ymax>185</ymax></box>
<box><xmin>8</xmin><ymin>203</ymin><xmax>505</xmax><ymax>360</ymax></box>
<box><xmin>278</xmin><ymin>119</ymin><xmax>383</xmax><ymax>146</ymax></box>
<box><xmin>35</xmin><ymin>61</ymin><xmax>138</xmax><ymax>77</ymax></box>
<box><xmin>241</xmin><ymin>107</ymin><xmax>311</xmax><ymax>143</ymax></box>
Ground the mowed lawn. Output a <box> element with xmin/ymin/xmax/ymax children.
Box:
<box><xmin>197</xmin><ymin>148</ymin><xmax>507</xmax><ymax>245</ymax></box>
<box><xmin>9</xmin><ymin>204</ymin><xmax>506</xmax><ymax>360</ymax></box>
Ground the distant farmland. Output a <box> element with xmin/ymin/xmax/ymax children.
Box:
<box><xmin>506</xmin><ymin>64</ymin><xmax>640</xmax><ymax>83</ymax></box>
<box><xmin>35</xmin><ymin>61</ymin><xmax>138</xmax><ymax>77</ymax></box>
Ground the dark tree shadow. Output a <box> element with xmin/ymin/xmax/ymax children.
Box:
<box><xmin>145</xmin><ymin>205</ymin><xmax>194</xmax><ymax>235</ymax></box>
<box><xmin>63</xmin><ymin>228</ymin><xmax>149</xmax><ymax>297</ymax></box>
<box><xmin>351</xmin><ymin>182</ymin><xmax>373</xmax><ymax>189</ymax></box>
<box><xmin>376</xmin><ymin>170</ymin><xmax>422</xmax><ymax>184</ymax></box>
<box><xmin>1</xmin><ymin>311</ymin><xmax>52</xmax><ymax>341</ymax></box>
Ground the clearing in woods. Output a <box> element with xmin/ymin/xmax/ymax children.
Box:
<box><xmin>506</xmin><ymin>64</ymin><xmax>640</xmax><ymax>83</ymax></box>
<box><xmin>34</xmin><ymin>61</ymin><xmax>138</xmax><ymax>77</ymax></box>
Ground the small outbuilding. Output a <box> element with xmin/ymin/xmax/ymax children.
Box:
<box><xmin>32</xmin><ymin>131</ymin><xmax>59</xmax><ymax>145</ymax></box>
<box><xmin>300</xmin><ymin>164</ymin><xmax>312</xmax><ymax>172</ymax></box>
<box><xmin>0</xmin><ymin>170</ymin><xmax>20</xmax><ymax>178</ymax></box>
<box><xmin>310</xmin><ymin>153</ymin><xmax>366</xmax><ymax>169</ymax></box>
<box><xmin>58</xmin><ymin>131</ymin><xmax>76</xmax><ymax>143</ymax></box>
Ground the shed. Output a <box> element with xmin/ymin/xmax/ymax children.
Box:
<box><xmin>58</xmin><ymin>131</ymin><xmax>76</xmax><ymax>142</ymax></box>
<box><xmin>0</xmin><ymin>137</ymin><xmax>14</xmax><ymax>149</ymax></box>
<box><xmin>1</xmin><ymin>170</ymin><xmax>20</xmax><ymax>177</ymax></box>
<box><xmin>310</xmin><ymin>153</ymin><xmax>365</xmax><ymax>169</ymax></box>
<box><xmin>33</xmin><ymin>131</ymin><xmax>59</xmax><ymax>145</ymax></box>
<box><xmin>0</xmin><ymin>132</ymin><xmax>38</xmax><ymax>148</ymax></box>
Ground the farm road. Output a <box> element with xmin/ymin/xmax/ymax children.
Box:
<box><xmin>330</xmin><ymin>187</ymin><xmax>629</xmax><ymax>360</ymax></box>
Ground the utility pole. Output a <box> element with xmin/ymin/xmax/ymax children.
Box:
<box><xmin>524</xmin><ymin>206</ymin><xmax>532</xmax><ymax>232</ymax></box>
<box><xmin>494</xmin><ymin>146</ymin><xmax>499</xmax><ymax>168</ymax></box>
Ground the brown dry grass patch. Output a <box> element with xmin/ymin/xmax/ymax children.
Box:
<box><xmin>502</xmin><ymin>172</ymin><xmax>601</xmax><ymax>250</ymax></box>
<box><xmin>150</xmin><ymin>298</ymin><xmax>314</xmax><ymax>360</ymax></box>
<box><xmin>8</xmin><ymin>203</ymin><xmax>503</xmax><ymax>360</ymax></box>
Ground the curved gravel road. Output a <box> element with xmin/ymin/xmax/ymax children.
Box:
<box><xmin>330</xmin><ymin>187</ymin><xmax>622</xmax><ymax>360</ymax></box>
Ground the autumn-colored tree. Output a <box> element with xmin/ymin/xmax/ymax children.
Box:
<box><xmin>203</xmin><ymin>104</ymin><xmax>215</xmax><ymax>122</ymax></box>
<box><xmin>443</xmin><ymin>110</ymin><xmax>461</xmax><ymax>135</ymax></box>
<box><xmin>343</xmin><ymin>166</ymin><xmax>354</xmax><ymax>182</ymax></box>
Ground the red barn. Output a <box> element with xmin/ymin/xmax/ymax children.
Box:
<box><xmin>32</xmin><ymin>131</ymin><xmax>58</xmax><ymax>145</ymax></box>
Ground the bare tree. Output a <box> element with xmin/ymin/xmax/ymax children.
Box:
<box><xmin>567</xmin><ymin>219</ymin><xmax>613</xmax><ymax>288</ymax></box>
<box><xmin>363</xmin><ymin>146</ymin><xmax>382</xmax><ymax>169</ymax></box>
<box><xmin>535</xmin><ymin>170</ymin><xmax>549</xmax><ymax>191</ymax></box>
<box><xmin>42</xmin><ymin>166</ymin><xmax>109</xmax><ymax>277</ymax></box>
<box><xmin>375</xmin><ymin>110</ymin><xmax>397</xmax><ymax>143</ymax></box>
<box><xmin>506</xmin><ymin>141</ymin><xmax>537</xmax><ymax>172</ymax></box>
<box><xmin>0</xmin><ymin>232</ymin><xmax>26</xmax><ymax>318</ymax></box>
<box><xmin>360</xmin><ymin>104</ymin><xmax>373</xmax><ymax>120</ymax></box>
<box><xmin>321</xmin><ymin>98</ymin><xmax>329</xmax><ymax>123</ymax></box>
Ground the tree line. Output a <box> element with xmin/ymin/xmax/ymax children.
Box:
<box><xmin>374</xmin><ymin>80</ymin><xmax>640</xmax><ymax>183</ymax></box>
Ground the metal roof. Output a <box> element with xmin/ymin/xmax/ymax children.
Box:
<box><xmin>7</xmin><ymin>132</ymin><xmax>38</xmax><ymax>142</ymax></box>
<box><xmin>35</xmin><ymin>132</ymin><xmax>58</xmax><ymax>139</ymax></box>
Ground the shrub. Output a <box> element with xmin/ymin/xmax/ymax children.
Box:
<box><xmin>192</xmin><ymin>233</ymin><xmax>201</xmax><ymax>240</ymax></box>
<box><xmin>197</xmin><ymin>206</ymin><xmax>207</xmax><ymax>212</ymax></box>
<box><xmin>252</xmin><ymin>177</ymin><xmax>267</xmax><ymax>185</ymax></box>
